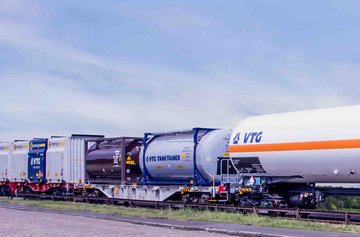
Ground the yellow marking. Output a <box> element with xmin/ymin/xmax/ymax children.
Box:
<box><xmin>239</xmin><ymin>188</ymin><xmax>253</xmax><ymax>193</ymax></box>
<box><xmin>113</xmin><ymin>186</ymin><xmax>119</xmax><ymax>195</ymax></box>
<box><xmin>126</xmin><ymin>156</ymin><xmax>135</xmax><ymax>165</ymax></box>
<box><xmin>126</xmin><ymin>160</ymin><xmax>135</xmax><ymax>165</ymax></box>
<box><xmin>181</xmin><ymin>187</ymin><xmax>191</xmax><ymax>195</ymax></box>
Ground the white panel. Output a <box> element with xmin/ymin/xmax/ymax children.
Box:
<box><xmin>197</xmin><ymin>129</ymin><xmax>231</xmax><ymax>181</ymax></box>
<box><xmin>70</xmin><ymin>138</ymin><xmax>86</xmax><ymax>184</ymax></box>
<box><xmin>46</xmin><ymin>137</ymin><xmax>88</xmax><ymax>184</ymax></box>
<box><xmin>0</xmin><ymin>142</ymin><xmax>11</xmax><ymax>182</ymax></box>
<box><xmin>46</xmin><ymin>138</ymin><xmax>67</xmax><ymax>183</ymax></box>
<box><xmin>11</xmin><ymin>141</ymin><xmax>28</xmax><ymax>182</ymax></box>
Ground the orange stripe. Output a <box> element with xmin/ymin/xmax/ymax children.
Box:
<box><xmin>229</xmin><ymin>139</ymin><xmax>360</xmax><ymax>153</ymax></box>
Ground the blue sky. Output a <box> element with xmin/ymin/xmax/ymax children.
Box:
<box><xmin>1</xmin><ymin>0</ymin><xmax>360</xmax><ymax>140</ymax></box>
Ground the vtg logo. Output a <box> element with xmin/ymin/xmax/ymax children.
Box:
<box><xmin>30</xmin><ymin>157</ymin><xmax>41</xmax><ymax>166</ymax></box>
<box><xmin>233</xmin><ymin>131</ymin><xmax>263</xmax><ymax>144</ymax></box>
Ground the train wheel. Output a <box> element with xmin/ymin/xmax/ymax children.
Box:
<box><xmin>199</xmin><ymin>194</ymin><xmax>210</xmax><ymax>204</ymax></box>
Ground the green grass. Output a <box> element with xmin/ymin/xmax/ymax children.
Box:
<box><xmin>1</xmin><ymin>198</ymin><xmax>360</xmax><ymax>233</ymax></box>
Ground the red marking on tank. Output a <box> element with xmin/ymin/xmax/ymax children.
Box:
<box><xmin>229</xmin><ymin>139</ymin><xmax>360</xmax><ymax>152</ymax></box>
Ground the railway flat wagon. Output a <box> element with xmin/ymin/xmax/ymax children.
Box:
<box><xmin>88</xmin><ymin>128</ymin><xmax>232</xmax><ymax>203</ymax></box>
<box><xmin>7</xmin><ymin>135</ymin><xmax>103</xmax><ymax>194</ymax></box>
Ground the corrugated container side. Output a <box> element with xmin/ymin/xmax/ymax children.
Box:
<box><xmin>64</xmin><ymin>138</ymin><xmax>71</xmax><ymax>183</ymax></box>
<box><xmin>0</xmin><ymin>143</ymin><xmax>12</xmax><ymax>182</ymax></box>
<box><xmin>69</xmin><ymin>138</ymin><xmax>86</xmax><ymax>184</ymax></box>
<box><xmin>11</xmin><ymin>141</ymin><xmax>29</xmax><ymax>182</ymax></box>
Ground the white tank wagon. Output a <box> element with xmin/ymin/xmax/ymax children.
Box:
<box><xmin>227</xmin><ymin>105</ymin><xmax>360</xmax><ymax>208</ymax></box>
<box><xmin>229</xmin><ymin>105</ymin><xmax>360</xmax><ymax>183</ymax></box>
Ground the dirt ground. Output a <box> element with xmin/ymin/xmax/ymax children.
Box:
<box><xmin>0</xmin><ymin>207</ymin><xmax>230</xmax><ymax>237</ymax></box>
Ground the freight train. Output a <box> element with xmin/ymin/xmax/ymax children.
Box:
<box><xmin>1</xmin><ymin>105</ymin><xmax>360</xmax><ymax>208</ymax></box>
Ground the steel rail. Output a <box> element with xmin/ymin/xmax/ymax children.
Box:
<box><xmin>5</xmin><ymin>193</ymin><xmax>360</xmax><ymax>226</ymax></box>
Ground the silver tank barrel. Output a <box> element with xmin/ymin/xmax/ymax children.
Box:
<box><xmin>140</xmin><ymin>128</ymin><xmax>231</xmax><ymax>185</ymax></box>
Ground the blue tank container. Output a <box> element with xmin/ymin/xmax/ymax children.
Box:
<box><xmin>28</xmin><ymin>138</ymin><xmax>48</xmax><ymax>183</ymax></box>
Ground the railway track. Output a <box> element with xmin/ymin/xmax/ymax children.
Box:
<box><xmin>3</xmin><ymin>193</ymin><xmax>360</xmax><ymax>226</ymax></box>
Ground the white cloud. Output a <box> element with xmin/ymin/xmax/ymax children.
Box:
<box><xmin>0</xmin><ymin>1</ymin><xmax>359</xmax><ymax>141</ymax></box>
<box><xmin>0</xmin><ymin>0</ymin><xmax>42</xmax><ymax>19</ymax></box>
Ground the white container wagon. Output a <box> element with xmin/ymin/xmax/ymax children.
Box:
<box><xmin>0</xmin><ymin>142</ymin><xmax>12</xmax><ymax>195</ymax></box>
<box><xmin>10</xmin><ymin>141</ymin><xmax>29</xmax><ymax>183</ymax></box>
<box><xmin>45</xmin><ymin>135</ymin><xmax>102</xmax><ymax>194</ymax></box>
<box><xmin>0</xmin><ymin>142</ymin><xmax>11</xmax><ymax>182</ymax></box>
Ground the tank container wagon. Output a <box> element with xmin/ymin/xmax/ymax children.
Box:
<box><xmin>84</xmin><ymin>136</ymin><xmax>143</xmax><ymax>197</ymax></box>
<box><xmin>220</xmin><ymin>105</ymin><xmax>360</xmax><ymax>208</ymax></box>
<box><xmin>87</xmin><ymin>128</ymin><xmax>232</xmax><ymax>203</ymax></box>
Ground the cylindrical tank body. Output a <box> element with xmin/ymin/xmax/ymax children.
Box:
<box><xmin>86</xmin><ymin>138</ymin><xmax>141</xmax><ymax>182</ymax></box>
<box><xmin>229</xmin><ymin>105</ymin><xmax>360</xmax><ymax>183</ymax></box>
<box><xmin>140</xmin><ymin>129</ymin><xmax>231</xmax><ymax>182</ymax></box>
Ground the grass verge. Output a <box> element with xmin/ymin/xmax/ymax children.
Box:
<box><xmin>1</xmin><ymin>198</ymin><xmax>360</xmax><ymax>233</ymax></box>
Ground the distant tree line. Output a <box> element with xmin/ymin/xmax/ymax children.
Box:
<box><xmin>319</xmin><ymin>196</ymin><xmax>360</xmax><ymax>210</ymax></box>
